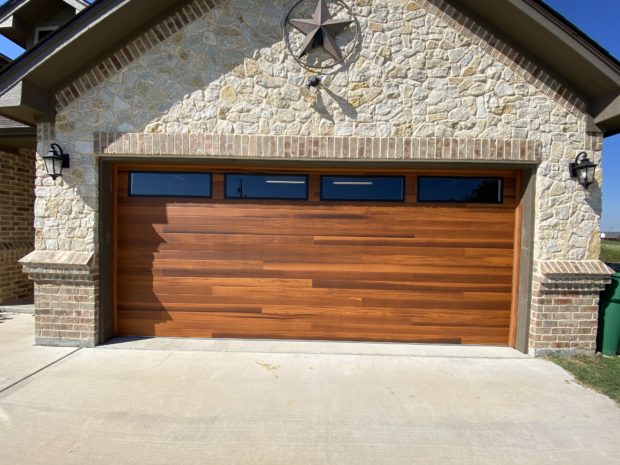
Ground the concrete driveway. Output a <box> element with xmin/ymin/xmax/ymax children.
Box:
<box><xmin>0</xmin><ymin>313</ymin><xmax>618</xmax><ymax>465</ymax></box>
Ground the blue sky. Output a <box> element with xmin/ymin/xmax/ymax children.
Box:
<box><xmin>0</xmin><ymin>0</ymin><xmax>617</xmax><ymax>229</ymax></box>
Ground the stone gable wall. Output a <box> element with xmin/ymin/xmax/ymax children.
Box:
<box><xmin>30</xmin><ymin>0</ymin><xmax>609</xmax><ymax>351</ymax></box>
<box><xmin>50</xmin><ymin>0</ymin><xmax>599</xmax><ymax>261</ymax></box>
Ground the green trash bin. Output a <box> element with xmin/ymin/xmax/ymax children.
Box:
<box><xmin>598</xmin><ymin>270</ymin><xmax>620</xmax><ymax>356</ymax></box>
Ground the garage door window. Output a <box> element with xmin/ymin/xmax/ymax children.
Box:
<box><xmin>225</xmin><ymin>174</ymin><xmax>308</xmax><ymax>200</ymax></box>
<box><xmin>129</xmin><ymin>172</ymin><xmax>212</xmax><ymax>197</ymax></box>
<box><xmin>321</xmin><ymin>176</ymin><xmax>405</xmax><ymax>201</ymax></box>
<box><xmin>417</xmin><ymin>177</ymin><xmax>503</xmax><ymax>203</ymax></box>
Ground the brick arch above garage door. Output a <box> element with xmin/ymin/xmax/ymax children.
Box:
<box><xmin>95</xmin><ymin>132</ymin><xmax>543</xmax><ymax>162</ymax></box>
<box><xmin>112</xmin><ymin>164</ymin><xmax>523</xmax><ymax>346</ymax></box>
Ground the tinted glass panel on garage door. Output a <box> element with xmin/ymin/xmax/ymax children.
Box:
<box><xmin>321</xmin><ymin>176</ymin><xmax>405</xmax><ymax>201</ymax></box>
<box><xmin>417</xmin><ymin>177</ymin><xmax>503</xmax><ymax>203</ymax></box>
<box><xmin>129</xmin><ymin>171</ymin><xmax>212</xmax><ymax>197</ymax></box>
<box><xmin>225</xmin><ymin>174</ymin><xmax>308</xmax><ymax>200</ymax></box>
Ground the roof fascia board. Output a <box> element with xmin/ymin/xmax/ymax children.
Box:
<box><xmin>0</xmin><ymin>10</ymin><xmax>28</xmax><ymax>32</ymax></box>
<box><xmin>0</xmin><ymin>142</ymin><xmax>35</xmax><ymax>151</ymax></box>
<box><xmin>0</xmin><ymin>79</ymin><xmax>52</xmax><ymax>123</ymax></box>
<box><xmin>516</xmin><ymin>1</ymin><xmax>620</xmax><ymax>133</ymax></box>
<box><xmin>63</xmin><ymin>0</ymin><xmax>89</xmax><ymax>12</ymax></box>
<box><xmin>449</xmin><ymin>0</ymin><xmax>620</xmax><ymax>135</ymax></box>
<box><xmin>0</xmin><ymin>15</ymin><xmax>15</xmax><ymax>28</ymax></box>
<box><xmin>0</xmin><ymin>0</ymin><xmax>131</xmax><ymax>97</ymax></box>
<box><xmin>0</xmin><ymin>13</ymin><xmax>28</xmax><ymax>46</ymax></box>
<box><xmin>0</xmin><ymin>126</ymin><xmax>36</xmax><ymax>136</ymax></box>
<box><xmin>445</xmin><ymin>0</ymin><xmax>591</xmax><ymax>105</ymax></box>
<box><xmin>0</xmin><ymin>0</ymin><xmax>88</xmax><ymax>24</ymax></box>
<box><xmin>0</xmin><ymin>0</ymin><xmax>27</xmax><ymax>24</ymax></box>
<box><xmin>513</xmin><ymin>0</ymin><xmax>620</xmax><ymax>85</ymax></box>
<box><xmin>0</xmin><ymin>80</ymin><xmax>47</xmax><ymax>108</ymax></box>
<box><xmin>525</xmin><ymin>0</ymin><xmax>620</xmax><ymax>74</ymax></box>
<box><xmin>594</xmin><ymin>94</ymin><xmax>620</xmax><ymax>126</ymax></box>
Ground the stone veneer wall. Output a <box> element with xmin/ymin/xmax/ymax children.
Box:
<box><xmin>26</xmin><ymin>0</ymin><xmax>612</xmax><ymax>352</ymax></box>
<box><xmin>19</xmin><ymin>123</ymin><xmax>98</xmax><ymax>347</ymax></box>
<box><xmin>0</xmin><ymin>149</ymin><xmax>34</xmax><ymax>304</ymax></box>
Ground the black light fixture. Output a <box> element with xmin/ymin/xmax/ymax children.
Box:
<box><xmin>42</xmin><ymin>143</ymin><xmax>69</xmax><ymax>180</ymax></box>
<box><xmin>569</xmin><ymin>152</ymin><xmax>597</xmax><ymax>188</ymax></box>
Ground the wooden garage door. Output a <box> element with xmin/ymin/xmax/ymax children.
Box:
<box><xmin>114</xmin><ymin>165</ymin><xmax>521</xmax><ymax>345</ymax></box>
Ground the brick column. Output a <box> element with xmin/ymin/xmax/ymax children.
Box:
<box><xmin>529</xmin><ymin>260</ymin><xmax>613</xmax><ymax>356</ymax></box>
<box><xmin>19</xmin><ymin>251</ymin><xmax>98</xmax><ymax>347</ymax></box>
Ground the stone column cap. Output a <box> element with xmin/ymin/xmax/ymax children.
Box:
<box><xmin>539</xmin><ymin>260</ymin><xmax>614</xmax><ymax>277</ymax></box>
<box><xmin>19</xmin><ymin>251</ymin><xmax>96</xmax><ymax>283</ymax></box>
<box><xmin>19</xmin><ymin>250</ymin><xmax>94</xmax><ymax>268</ymax></box>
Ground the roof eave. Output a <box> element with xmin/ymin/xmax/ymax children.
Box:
<box><xmin>449</xmin><ymin>0</ymin><xmax>620</xmax><ymax>136</ymax></box>
<box><xmin>0</xmin><ymin>126</ymin><xmax>36</xmax><ymax>150</ymax></box>
<box><xmin>0</xmin><ymin>79</ymin><xmax>52</xmax><ymax>125</ymax></box>
<box><xmin>0</xmin><ymin>0</ymin><xmax>183</xmax><ymax>126</ymax></box>
<box><xmin>594</xmin><ymin>94</ymin><xmax>620</xmax><ymax>136</ymax></box>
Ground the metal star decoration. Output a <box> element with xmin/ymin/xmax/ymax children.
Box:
<box><xmin>289</xmin><ymin>0</ymin><xmax>353</xmax><ymax>61</ymax></box>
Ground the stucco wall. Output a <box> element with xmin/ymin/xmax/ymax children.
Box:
<box><xmin>30</xmin><ymin>0</ymin><xmax>608</xmax><ymax>351</ymax></box>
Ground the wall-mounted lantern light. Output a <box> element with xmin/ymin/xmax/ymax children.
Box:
<box><xmin>42</xmin><ymin>143</ymin><xmax>70</xmax><ymax>180</ymax></box>
<box><xmin>569</xmin><ymin>152</ymin><xmax>597</xmax><ymax>188</ymax></box>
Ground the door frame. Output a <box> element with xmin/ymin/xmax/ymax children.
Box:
<box><xmin>99</xmin><ymin>158</ymin><xmax>536</xmax><ymax>351</ymax></box>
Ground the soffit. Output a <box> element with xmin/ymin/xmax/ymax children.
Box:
<box><xmin>0</xmin><ymin>0</ymin><xmax>181</xmax><ymax>92</ymax></box>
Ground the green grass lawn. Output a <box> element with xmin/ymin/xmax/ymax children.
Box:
<box><xmin>601</xmin><ymin>240</ymin><xmax>620</xmax><ymax>263</ymax></box>
<box><xmin>548</xmin><ymin>355</ymin><xmax>620</xmax><ymax>403</ymax></box>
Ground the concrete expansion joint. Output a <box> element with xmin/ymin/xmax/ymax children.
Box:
<box><xmin>0</xmin><ymin>348</ymin><xmax>81</xmax><ymax>396</ymax></box>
